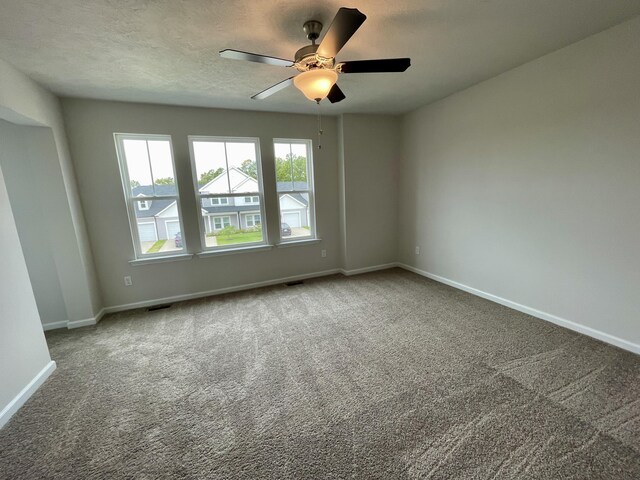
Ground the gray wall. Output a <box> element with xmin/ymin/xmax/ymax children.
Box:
<box><xmin>0</xmin><ymin>121</ymin><xmax>68</xmax><ymax>324</ymax></box>
<box><xmin>0</xmin><ymin>160</ymin><xmax>52</xmax><ymax>415</ymax></box>
<box><xmin>0</xmin><ymin>58</ymin><xmax>102</xmax><ymax>324</ymax></box>
<box><xmin>62</xmin><ymin>99</ymin><xmax>341</xmax><ymax>308</ymax></box>
<box><xmin>399</xmin><ymin>17</ymin><xmax>640</xmax><ymax>347</ymax></box>
<box><xmin>339</xmin><ymin>114</ymin><xmax>400</xmax><ymax>271</ymax></box>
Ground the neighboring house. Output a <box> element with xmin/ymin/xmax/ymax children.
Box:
<box><xmin>132</xmin><ymin>168</ymin><xmax>309</xmax><ymax>242</ymax></box>
<box><xmin>132</xmin><ymin>184</ymin><xmax>181</xmax><ymax>243</ymax></box>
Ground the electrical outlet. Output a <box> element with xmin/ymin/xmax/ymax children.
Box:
<box><xmin>321</xmin><ymin>249</ymin><xmax>327</xmax><ymax>258</ymax></box>
<box><xmin>124</xmin><ymin>275</ymin><xmax>132</xmax><ymax>286</ymax></box>
<box><xmin>415</xmin><ymin>246</ymin><xmax>420</xmax><ymax>255</ymax></box>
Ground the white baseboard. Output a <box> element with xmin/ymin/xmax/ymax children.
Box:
<box><xmin>42</xmin><ymin>308</ymin><xmax>106</xmax><ymax>332</ymax></box>
<box><xmin>42</xmin><ymin>321</ymin><xmax>67</xmax><ymax>331</ymax></box>
<box><xmin>0</xmin><ymin>360</ymin><xmax>56</xmax><ymax>429</ymax></box>
<box><xmin>104</xmin><ymin>268</ymin><xmax>342</xmax><ymax>314</ymax></box>
<box><xmin>398</xmin><ymin>263</ymin><xmax>639</xmax><ymax>355</ymax></box>
<box><xmin>340</xmin><ymin>262</ymin><xmax>399</xmax><ymax>276</ymax></box>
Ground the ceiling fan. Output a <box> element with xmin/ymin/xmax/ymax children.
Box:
<box><xmin>219</xmin><ymin>7</ymin><xmax>411</xmax><ymax>103</ymax></box>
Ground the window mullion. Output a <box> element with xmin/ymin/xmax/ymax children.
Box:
<box><xmin>145</xmin><ymin>140</ymin><xmax>156</xmax><ymax>191</ymax></box>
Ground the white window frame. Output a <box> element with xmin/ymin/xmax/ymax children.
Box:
<box><xmin>138</xmin><ymin>198</ymin><xmax>150</xmax><ymax>211</ymax></box>
<box><xmin>114</xmin><ymin>133</ymin><xmax>186</xmax><ymax>259</ymax></box>
<box><xmin>274</xmin><ymin>139</ymin><xmax>317</xmax><ymax>243</ymax></box>
<box><xmin>188</xmin><ymin>136</ymin><xmax>267</xmax><ymax>251</ymax></box>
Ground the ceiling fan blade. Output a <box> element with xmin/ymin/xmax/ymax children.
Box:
<box><xmin>317</xmin><ymin>8</ymin><xmax>367</xmax><ymax>59</ymax></box>
<box><xmin>338</xmin><ymin>58</ymin><xmax>411</xmax><ymax>73</ymax></box>
<box><xmin>327</xmin><ymin>84</ymin><xmax>346</xmax><ymax>103</ymax></box>
<box><xmin>219</xmin><ymin>49</ymin><xmax>293</xmax><ymax>67</ymax></box>
<box><xmin>251</xmin><ymin>77</ymin><xmax>295</xmax><ymax>100</ymax></box>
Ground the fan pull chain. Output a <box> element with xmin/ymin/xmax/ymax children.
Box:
<box><xmin>316</xmin><ymin>100</ymin><xmax>323</xmax><ymax>150</ymax></box>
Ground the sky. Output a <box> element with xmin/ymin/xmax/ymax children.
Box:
<box><xmin>123</xmin><ymin>139</ymin><xmax>257</xmax><ymax>188</ymax></box>
<box><xmin>123</xmin><ymin>138</ymin><xmax>307</xmax><ymax>191</ymax></box>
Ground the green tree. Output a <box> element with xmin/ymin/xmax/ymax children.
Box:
<box><xmin>275</xmin><ymin>154</ymin><xmax>307</xmax><ymax>183</ymax></box>
<box><xmin>130</xmin><ymin>179</ymin><xmax>141</xmax><ymax>188</ymax></box>
<box><xmin>239</xmin><ymin>159</ymin><xmax>257</xmax><ymax>179</ymax></box>
<box><xmin>199</xmin><ymin>168</ymin><xmax>224</xmax><ymax>185</ymax></box>
<box><xmin>154</xmin><ymin>177</ymin><xmax>175</xmax><ymax>185</ymax></box>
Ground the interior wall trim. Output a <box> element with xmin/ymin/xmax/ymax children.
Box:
<box><xmin>0</xmin><ymin>360</ymin><xmax>56</xmax><ymax>429</ymax></box>
<box><xmin>102</xmin><ymin>268</ymin><xmax>343</xmax><ymax>315</ymax></box>
<box><xmin>42</xmin><ymin>308</ymin><xmax>106</xmax><ymax>332</ymax></box>
<box><xmin>340</xmin><ymin>263</ymin><xmax>398</xmax><ymax>276</ymax></box>
<box><xmin>398</xmin><ymin>263</ymin><xmax>640</xmax><ymax>355</ymax></box>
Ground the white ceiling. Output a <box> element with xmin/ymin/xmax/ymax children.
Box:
<box><xmin>1</xmin><ymin>0</ymin><xmax>639</xmax><ymax>115</ymax></box>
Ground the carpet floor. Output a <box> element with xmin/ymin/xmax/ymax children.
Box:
<box><xmin>1</xmin><ymin>268</ymin><xmax>638</xmax><ymax>479</ymax></box>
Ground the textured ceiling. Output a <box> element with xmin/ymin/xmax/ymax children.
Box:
<box><xmin>1</xmin><ymin>0</ymin><xmax>639</xmax><ymax>115</ymax></box>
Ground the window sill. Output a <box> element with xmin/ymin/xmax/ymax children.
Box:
<box><xmin>197</xmin><ymin>244</ymin><xmax>273</xmax><ymax>258</ymax></box>
<box><xmin>129</xmin><ymin>253</ymin><xmax>193</xmax><ymax>266</ymax></box>
<box><xmin>276</xmin><ymin>238</ymin><xmax>321</xmax><ymax>248</ymax></box>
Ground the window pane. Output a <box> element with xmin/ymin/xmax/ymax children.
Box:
<box><xmin>133</xmin><ymin>199</ymin><xmax>183</xmax><ymax>254</ymax></box>
<box><xmin>275</xmin><ymin>142</ymin><xmax>308</xmax><ymax>192</ymax></box>
<box><xmin>193</xmin><ymin>141</ymin><xmax>229</xmax><ymax>194</ymax></box>
<box><xmin>123</xmin><ymin>139</ymin><xmax>153</xmax><ymax>193</ymax></box>
<box><xmin>274</xmin><ymin>142</ymin><xmax>293</xmax><ymax>191</ymax></box>
<box><xmin>290</xmin><ymin>143</ymin><xmax>308</xmax><ymax>185</ymax></box>
<box><xmin>193</xmin><ymin>140</ymin><xmax>259</xmax><ymax>195</ymax></box>
<box><xmin>226</xmin><ymin>142</ymin><xmax>259</xmax><ymax>194</ymax></box>
<box><xmin>279</xmin><ymin>192</ymin><xmax>311</xmax><ymax>239</ymax></box>
<box><xmin>148</xmin><ymin>140</ymin><xmax>176</xmax><ymax>195</ymax></box>
<box><xmin>201</xmin><ymin>198</ymin><xmax>264</xmax><ymax>248</ymax></box>
<box><xmin>123</xmin><ymin>139</ymin><xmax>176</xmax><ymax>197</ymax></box>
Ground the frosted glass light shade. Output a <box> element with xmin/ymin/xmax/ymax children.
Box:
<box><xmin>293</xmin><ymin>69</ymin><xmax>338</xmax><ymax>101</ymax></box>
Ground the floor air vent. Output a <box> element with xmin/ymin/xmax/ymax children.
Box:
<box><xmin>147</xmin><ymin>304</ymin><xmax>172</xmax><ymax>312</ymax></box>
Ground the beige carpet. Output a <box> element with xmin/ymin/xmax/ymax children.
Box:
<box><xmin>1</xmin><ymin>268</ymin><xmax>638</xmax><ymax>479</ymax></box>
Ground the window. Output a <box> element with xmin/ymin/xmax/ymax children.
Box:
<box><xmin>274</xmin><ymin>140</ymin><xmax>316</xmax><ymax>241</ymax></box>
<box><xmin>115</xmin><ymin>134</ymin><xmax>185</xmax><ymax>258</ymax></box>
<box><xmin>213</xmin><ymin>216</ymin><xmax>231</xmax><ymax>230</ymax></box>
<box><xmin>189</xmin><ymin>136</ymin><xmax>266</xmax><ymax>250</ymax></box>
<box><xmin>245</xmin><ymin>213</ymin><xmax>261</xmax><ymax>227</ymax></box>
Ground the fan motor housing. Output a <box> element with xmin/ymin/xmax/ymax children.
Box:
<box><xmin>294</xmin><ymin>44</ymin><xmax>335</xmax><ymax>72</ymax></box>
<box><xmin>294</xmin><ymin>44</ymin><xmax>318</xmax><ymax>64</ymax></box>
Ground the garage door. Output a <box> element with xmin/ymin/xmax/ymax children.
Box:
<box><xmin>138</xmin><ymin>223</ymin><xmax>157</xmax><ymax>242</ymax></box>
<box><xmin>282</xmin><ymin>212</ymin><xmax>301</xmax><ymax>228</ymax></box>
<box><xmin>166</xmin><ymin>221</ymin><xmax>181</xmax><ymax>240</ymax></box>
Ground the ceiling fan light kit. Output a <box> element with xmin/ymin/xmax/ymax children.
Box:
<box><xmin>219</xmin><ymin>7</ymin><xmax>411</xmax><ymax>104</ymax></box>
<box><xmin>293</xmin><ymin>69</ymin><xmax>338</xmax><ymax>102</ymax></box>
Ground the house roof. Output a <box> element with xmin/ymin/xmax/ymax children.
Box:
<box><xmin>199</xmin><ymin>167</ymin><xmax>257</xmax><ymax>194</ymax></box>
<box><xmin>277</xmin><ymin>181</ymin><xmax>308</xmax><ymax>192</ymax></box>
<box><xmin>132</xmin><ymin>185</ymin><xmax>176</xmax><ymax>218</ymax></box>
<box><xmin>277</xmin><ymin>182</ymin><xmax>309</xmax><ymax>206</ymax></box>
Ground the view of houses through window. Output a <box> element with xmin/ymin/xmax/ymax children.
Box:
<box><xmin>274</xmin><ymin>140</ymin><xmax>315</xmax><ymax>240</ymax></box>
<box><xmin>190</xmin><ymin>137</ymin><xmax>266</xmax><ymax>249</ymax></box>
<box><xmin>116</xmin><ymin>134</ymin><xmax>316</xmax><ymax>259</ymax></box>
<box><xmin>115</xmin><ymin>134</ymin><xmax>185</xmax><ymax>257</ymax></box>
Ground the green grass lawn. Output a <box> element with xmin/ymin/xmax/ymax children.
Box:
<box><xmin>216</xmin><ymin>231</ymin><xmax>263</xmax><ymax>246</ymax></box>
<box><xmin>146</xmin><ymin>239</ymin><xmax>166</xmax><ymax>253</ymax></box>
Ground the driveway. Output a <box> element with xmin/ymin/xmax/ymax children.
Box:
<box><xmin>289</xmin><ymin>227</ymin><xmax>311</xmax><ymax>238</ymax></box>
<box><xmin>140</xmin><ymin>239</ymin><xmax>182</xmax><ymax>253</ymax></box>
